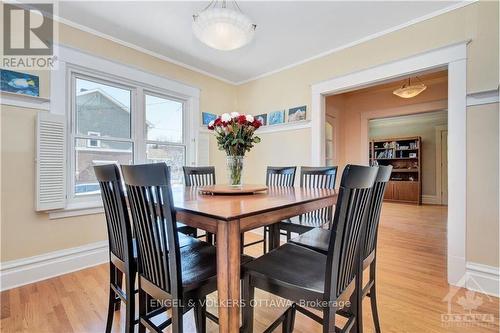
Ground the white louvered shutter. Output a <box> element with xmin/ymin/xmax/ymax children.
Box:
<box><xmin>197</xmin><ymin>131</ymin><xmax>210</xmax><ymax>166</ymax></box>
<box><xmin>36</xmin><ymin>112</ymin><xmax>66</xmax><ymax>211</ymax></box>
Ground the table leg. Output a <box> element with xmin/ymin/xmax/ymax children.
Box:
<box><xmin>216</xmin><ymin>220</ymin><xmax>241</xmax><ymax>333</ymax></box>
<box><xmin>268</xmin><ymin>223</ymin><xmax>281</xmax><ymax>251</ymax></box>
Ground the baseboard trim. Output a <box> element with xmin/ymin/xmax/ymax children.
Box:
<box><xmin>465</xmin><ymin>262</ymin><xmax>500</xmax><ymax>297</ymax></box>
<box><xmin>0</xmin><ymin>241</ymin><xmax>109</xmax><ymax>292</ymax></box>
<box><xmin>422</xmin><ymin>195</ymin><xmax>441</xmax><ymax>205</ymax></box>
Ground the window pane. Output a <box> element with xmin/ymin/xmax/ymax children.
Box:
<box><xmin>76</xmin><ymin>78</ymin><xmax>131</xmax><ymax>139</ymax></box>
<box><xmin>75</xmin><ymin>138</ymin><xmax>133</xmax><ymax>196</ymax></box>
<box><xmin>145</xmin><ymin>94</ymin><xmax>183</xmax><ymax>143</ymax></box>
<box><xmin>146</xmin><ymin>144</ymin><xmax>185</xmax><ymax>184</ymax></box>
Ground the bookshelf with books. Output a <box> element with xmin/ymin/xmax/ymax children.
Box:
<box><xmin>370</xmin><ymin>136</ymin><xmax>421</xmax><ymax>204</ymax></box>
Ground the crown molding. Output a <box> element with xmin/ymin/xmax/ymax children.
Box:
<box><xmin>53</xmin><ymin>16</ymin><xmax>235</xmax><ymax>85</ymax></box>
<box><xmin>52</xmin><ymin>1</ymin><xmax>476</xmax><ymax>86</ymax></box>
<box><xmin>234</xmin><ymin>1</ymin><xmax>476</xmax><ymax>85</ymax></box>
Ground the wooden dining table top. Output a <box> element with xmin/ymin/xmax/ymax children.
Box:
<box><xmin>172</xmin><ymin>185</ymin><xmax>338</xmax><ymax>221</ymax></box>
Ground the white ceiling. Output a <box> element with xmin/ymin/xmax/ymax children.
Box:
<box><xmin>58</xmin><ymin>1</ymin><xmax>466</xmax><ymax>84</ymax></box>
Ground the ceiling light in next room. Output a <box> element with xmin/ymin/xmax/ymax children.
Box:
<box><xmin>192</xmin><ymin>0</ymin><xmax>257</xmax><ymax>51</ymax></box>
<box><xmin>393</xmin><ymin>76</ymin><xmax>427</xmax><ymax>98</ymax></box>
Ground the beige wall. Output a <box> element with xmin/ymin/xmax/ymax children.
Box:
<box><xmin>233</xmin><ymin>1</ymin><xmax>499</xmax><ymax>268</ymax></box>
<box><xmin>0</xmin><ymin>21</ymin><xmax>236</xmax><ymax>262</ymax></box>
<box><xmin>466</xmin><ymin>103</ymin><xmax>499</xmax><ymax>267</ymax></box>
<box><xmin>369</xmin><ymin>112</ymin><xmax>448</xmax><ymax>197</ymax></box>
<box><xmin>1</xmin><ymin>1</ymin><xmax>498</xmax><ymax>270</ymax></box>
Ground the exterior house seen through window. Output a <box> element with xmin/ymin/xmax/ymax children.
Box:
<box><xmin>71</xmin><ymin>74</ymin><xmax>187</xmax><ymax>199</ymax></box>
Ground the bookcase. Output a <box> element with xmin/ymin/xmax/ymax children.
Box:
<box><xmin>369</xmin><ymin>136</ymin><xmax>421</xmax><ymax>205</ymax></box>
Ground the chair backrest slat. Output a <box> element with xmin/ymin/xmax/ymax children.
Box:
<box><xmin>363</xmin><ymin>165</ymin><xmax>392</xmax><ymax>259</ymax></box>
<box><xmin>122</xmin><ymin>163</ymin><xmax>180</xmax><ymax>296</ymax></box>
<box><xmin>266</xmin><ymin>166</ymin><xmax>297</xmax><ymax>187</ymax></box>
<box><xmin>325</xmin><ymin>165</ymin><xmax>378</xmax><ymax>298</ymax></box>
<box><xmin>183</xmin><ymin>166</ymin><xmax>216</xmax><ymax>186</ymax></box>
<box><xmin>94</xmin><ymin>164</ymin><xmax>133</xmax><ymax>263</ymax></box>
<box><xmin>299</xmin><ymin>166</ymin><xmax>338</xmax><ymax>227</ymax></box>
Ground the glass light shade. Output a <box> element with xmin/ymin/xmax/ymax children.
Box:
<box><xmin>193</xmin><ymin>8</ymin><xmax>256</xmax><ymax>51</ymax></box>
<box><xmin>393</xmin><ymin>83</ymin><xmax>427</xmax><ymax>98</ymax></box>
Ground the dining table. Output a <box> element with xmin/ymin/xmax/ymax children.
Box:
<box><xmin>172</xmin><ymin>185</ymin><xmax>338</xmax><ymax>333</ymax></box>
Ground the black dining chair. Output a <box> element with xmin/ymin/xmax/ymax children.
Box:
<box><xmin>289</xmin><ymin>165</ymin><xmax>392</xmax><ymax>333</ymax></box>
<box><xmin>245</xmin><ymin>166</ymin><xmax>297</xmax><ymax>254</ymax></box>
<box><xmin>122</xmin><ymin>163</ymin><xmax>253</xmax><ymax>333</ymax></box>
<box><xmin>278</xmin><ymin>166</ymin><xmax>338</xmax><ymax>241</ymax></box>
<box><xmin>122</xmin><ymin>163</ymin><xmax>217</xmax><ymax>333</ymax></box>
<box><xmin>95</xmin><ymin>164</ymin><xmax>137</xmax><ymax>333</ymax></box>
<box><xmin>95</xmin><ymin>164</ymin><xmax>199</xmax><ymax>333</ymax></box>
<box><xmin>242</xmin><ymin>165</ymin><xmax>378</xmax><ymax>333</ymax></box>
<box><xmin>182</xmin><ymin>166</ymin><xmax>216</xmax><ymax>244</ymax></box>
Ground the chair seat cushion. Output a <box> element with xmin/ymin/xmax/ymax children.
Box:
<box><xmin>182</xmin><ymin>241</ymin><xmax>254</xmax><ymax>291</ymax></box>
<box><xmin>289</xmin><ymin>228</ymin><xmax>330</xmax><ymax>254</ymax></box>
<box><xmin>243</xmin><ymin>244</ymin><xmax>326</xmax><ymax>297</ymax></box>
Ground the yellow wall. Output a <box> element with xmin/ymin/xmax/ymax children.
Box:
<box><xmin>233</xmin><ymin>1</ymin><xmax>499</xmax><ymax>268</ymax></box>
<box><xmin>467</xmin><ymin>103</ymin><xmax>499</xmax><ymax>267</ymax></box>
<box><xmin>1</xmin><ymin>1</ymin><xmax>499</xmax><ymax>269</ymax></box>
<box><xmin>0</xmin><ymin>22</ymin><xmax>236</xmax><ymax>262</ymax></box>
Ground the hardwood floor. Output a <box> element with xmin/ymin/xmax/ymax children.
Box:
<box><xmin>1</xmin><ymin>203</ymin><xmax>498</xmax><ymax>332</ymax></box>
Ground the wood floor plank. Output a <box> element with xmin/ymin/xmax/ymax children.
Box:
<box><xmin>0</xmin><ymin>203</ymin><xmax>498</xmax><ymax>332</ymax></box>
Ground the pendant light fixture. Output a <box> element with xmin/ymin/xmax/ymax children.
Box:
<box><xmin>393</xmin><ymin>76</ymin><xmax>427</xmax><ymax>99</ymax></box>
<box><xmin>192</xmin><ymin>0</ymin><xmax>257</xmax><ymax>51</ymax></box>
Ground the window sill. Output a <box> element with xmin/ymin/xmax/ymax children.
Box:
<box><xmin>48</xmin><ymin>201</ymin><xmax>104</xmax><ymax>219</ymax></box>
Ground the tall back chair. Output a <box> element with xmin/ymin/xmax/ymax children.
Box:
<box><xmin>123</xmin><ymin>163</ymin><xmax>180</xmax><ymax>295</ymax></box>
<box><xmin>358</xmin><ymin>165</ymin><xmax>392</xmax><ymax>333</ymax></box>
<box><xmin>94</xmin><ymin>164</ymin><xmax>136</xmax><ymax>333</ymax></box>
<box><xmin>300</xmin><ymin>166</ymin><xmax>338</xmax><ymax>227</ymax></box>
<box><xmin>277</xmin><ymin>166</ymin><xmax>338</xmax><ymax>241</ymax></box>
<box><xmin>183</xmin><ymin>166</ymin><xmax>216</xmax><ymax>187</ymax></box>
<box><xmin>242</xmin><ymin>165</ymin><xmax>378</xmax><ymax>333</ymax></box>
<box><xmin>266</xmin><ymin>166</ymin><xmax>297</xmax><ymax>187</ymax></box>
<box><xmin>122</xmin><ymin>163</ymin><xmax>219</xmax><ymax>333</ymax></box>
<box><xmin>182</xmin><ymin>166</ymin><xmax>216</xmax><ymax>244</ymax></box>
<box><xmin>326</xmin><ymin>165</ymin><xmax>376</xmax><ymax>301</ymax></box>
<box><xmin>248</xmin><ymin>166</ymin><xmax>297</xmax><ymax>254</ymax></box>
<box><xmin>289</xmin><ymin>165</ymin><xmax>392</xmax><ymax>333</ymax></box>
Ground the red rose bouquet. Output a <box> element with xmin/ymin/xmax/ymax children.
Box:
<box><xmin>207</xmin><ymin>112</ymin><xmax>262</xmax><ymax>185</ymax></box>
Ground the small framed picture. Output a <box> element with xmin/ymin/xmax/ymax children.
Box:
<box><xmin>409</xmin><ymin>153</ymin><xmax>417</xmax><ymax>158</ymax></box>
<box><xmin>288</xmin><ymin>105</ymin><xmax>306</xmax><ymax>122</ymax></box>
<box><xmin>268</xmin><ymin>110</ymin><xmax>285</xmax><ymax>125</ymax></box>
<box><xmin>1</xmin><ymin>69</ymin><xmax>40</xmax><ymax>97</ymax></box>
<box><xmin>255</xmin><ymin>113</ymin><xmax>267</xmax><ymax>126</ymax></box>
<box><xmin>202</xmin><ymin>112</ymin><xmax>217</xmax><ymax>125</ymax></box>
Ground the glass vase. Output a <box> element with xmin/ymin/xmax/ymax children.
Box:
<box><xmin>226</xmin><ymin>155</ymin><xmax>244</xmax><ymax>187</ymax></box>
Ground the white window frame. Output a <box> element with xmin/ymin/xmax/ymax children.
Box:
<box><xmin>143</xmin><ymin>90</ymin><xmax>188</xmax><ymax>183</ymax></box>
<box><xmin>49</xmin><ymin>45</ymin><xmax>200</xmax><ymax>217</ymax></box>
<box><xmin>69</xmin><ymin>70</ymin><xmax>136</xmax><ymax>204</ymax></box>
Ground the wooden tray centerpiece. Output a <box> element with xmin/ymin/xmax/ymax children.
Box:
<box><xmin>198</xmin><ymin>184</ymin><xmax>268</xmax><ymax>195</ymax></box>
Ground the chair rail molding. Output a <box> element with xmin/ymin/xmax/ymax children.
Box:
<box><xmin>310</xmin><ymin>41</ymin><xmax>468</xmax><ymax>287</ymax></box>
<box><xmin>466</xmin><ymin>89</ymin><xmax>499</xmax><ymax>107</ymax></box>
<box><xmin>0</xmin><ymin>91</ymin><xmax>50</xmax><ymax>110</ymax></box>
<box><xmin>0</xmin><ymin>241</ymin><xmax>109</xmax><ymax>291</ymax></box>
